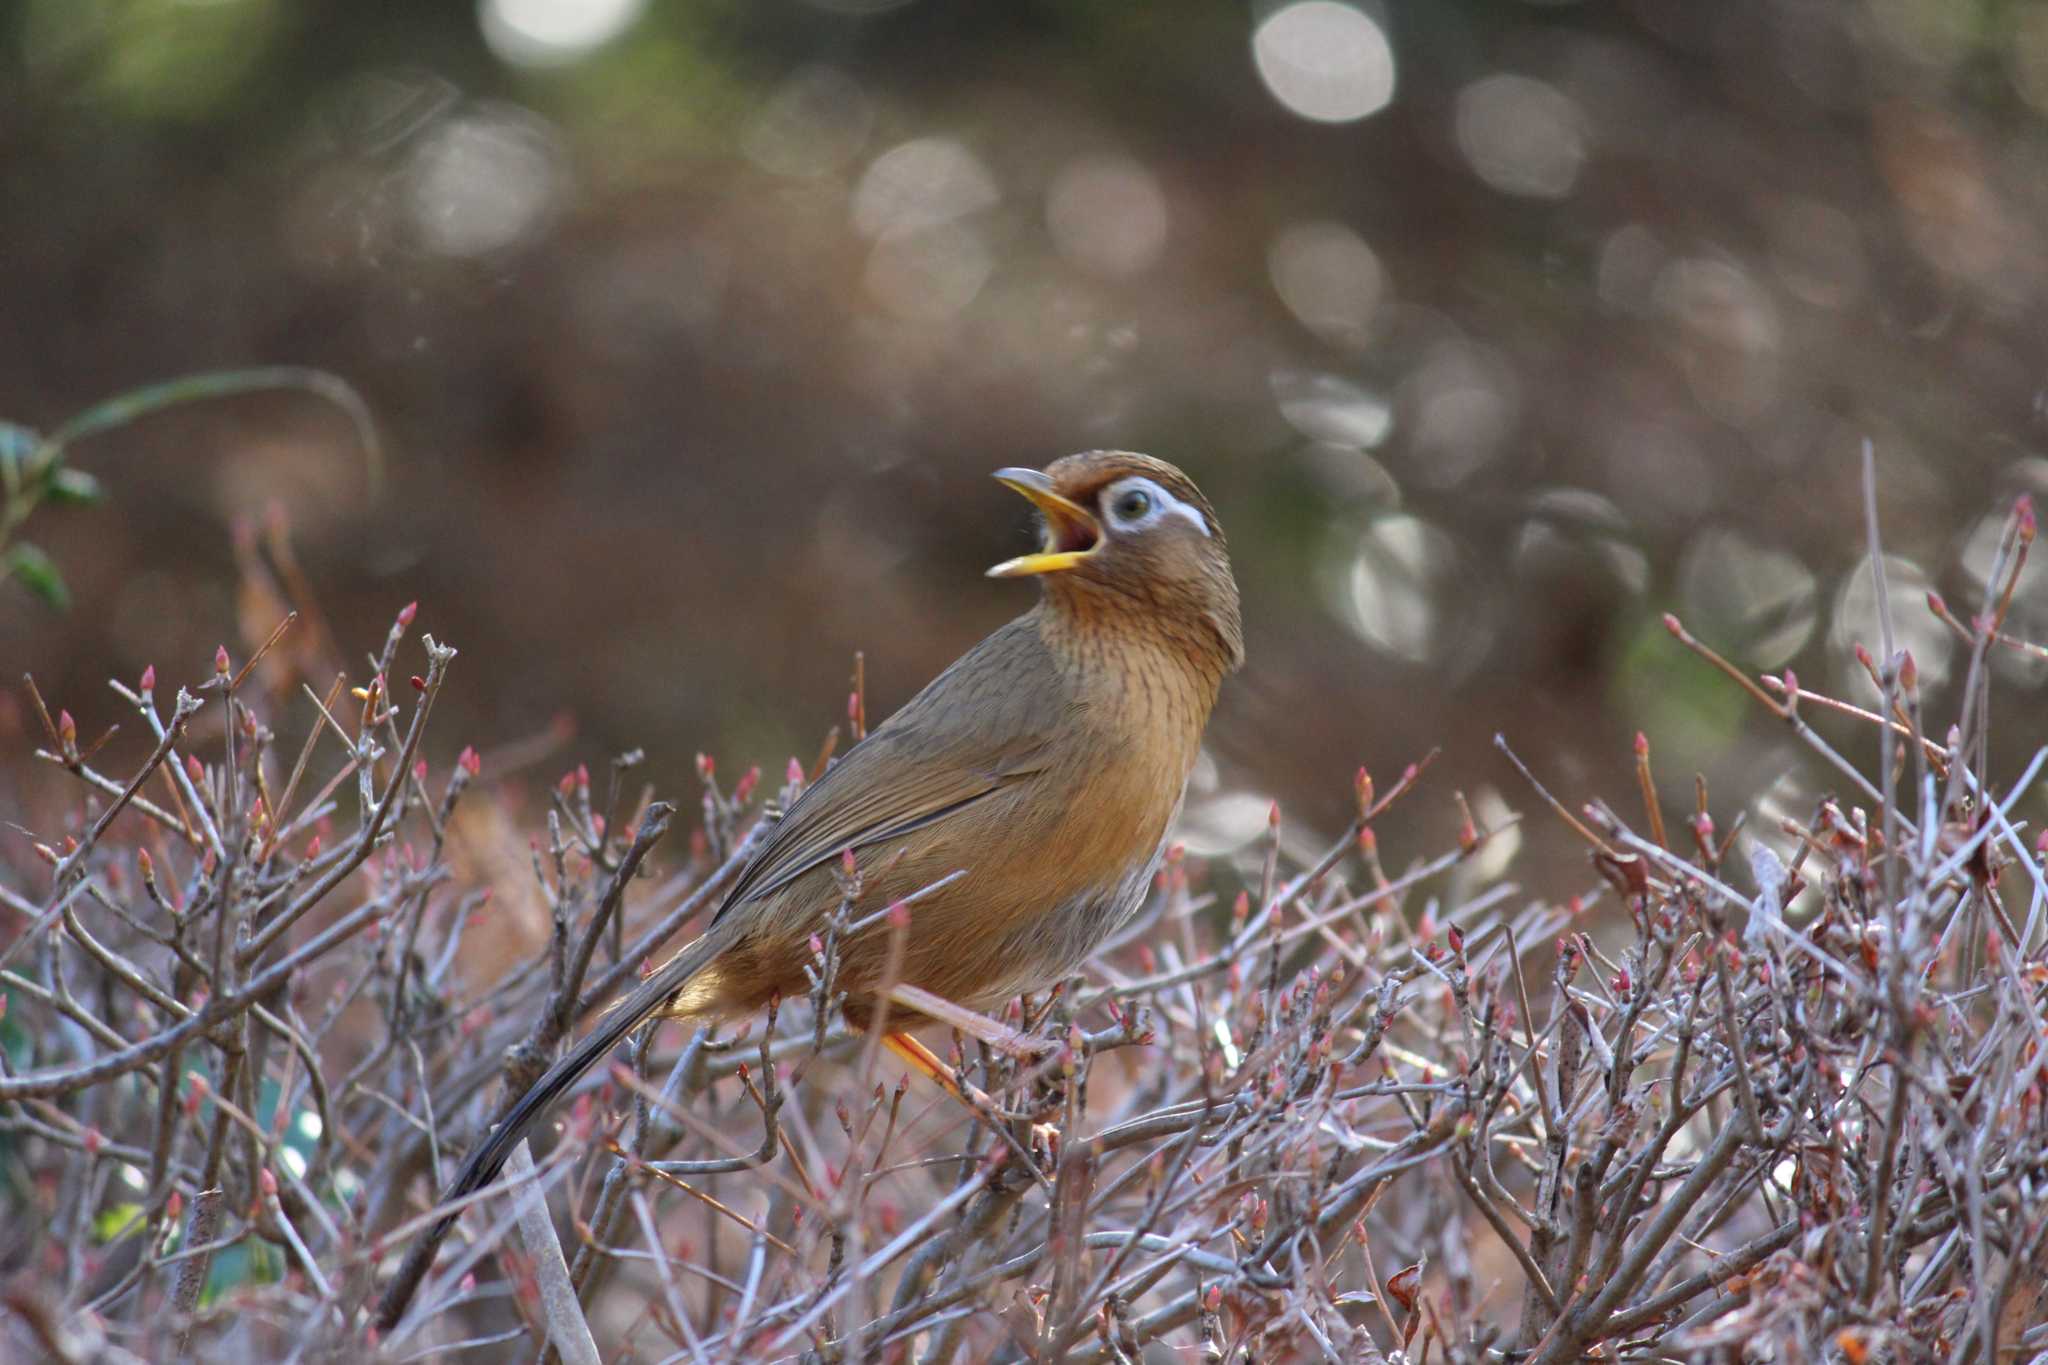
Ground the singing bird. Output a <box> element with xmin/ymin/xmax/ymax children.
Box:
<box><xmin>380</xmin><ymin>451</ymin><xmax>1240</xmax><ymax>1323</ymax></box>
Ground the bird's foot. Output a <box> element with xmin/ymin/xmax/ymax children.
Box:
<box><xmin>883</xmin><ymin>1031</ymin><xmax>1061</xmax><ymax>1185</ymax></box>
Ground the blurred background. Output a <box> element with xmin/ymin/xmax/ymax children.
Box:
<box><xmin>7</xmin><ymin>0</ymin><xmax>2048</xmax><ymax>892</ymax></box>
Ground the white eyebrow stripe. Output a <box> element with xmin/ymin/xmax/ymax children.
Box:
<box><xmin>1103</xmin><ymin>475</ymin><xmax>1211</xmax><ymax>538</ymax></box>
<box><xmin>1160</xmin><ymin>491</ymin><xmax>1211</xmax><ymax>536</ymax></box>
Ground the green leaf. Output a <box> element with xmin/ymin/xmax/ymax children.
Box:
<box><xmin>95</xmin><ymin>1202</ymin><xmax>148</xmax><ymax>1245</ymax></box>
<box><xmin>43</xmin><ymin>466</ymin><xmax>106</xmax><ymax>505</ymax></box>
<box><xmin>47</xmin><ymin>366</ymin><xmax>384</xmax><ymax>497</ymax></box>
<box><xmin>5</xmin><ymin>543</ymin><xmax>71</xmax><ymax>610</ymax></box>
<box><xmin>0</xmin><ymin>421</ymin><xmax>37</xmax><ymax>497</ymax></box>
<box><xmin>0</xmin><ymin>988</ymin><xmax>27</xmax><ymax>1071</ymax></box>
<box><xmin>200</xmin><ymin>1238</ymin><xmax>283</xmax><ymax>1306</ymax></box>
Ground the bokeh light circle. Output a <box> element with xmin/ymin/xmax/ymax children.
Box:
<box><xmin>1252</xmin><ymin>2</ymin><xmax>1397</xmax><ymax>124</ymax></box>
<box><xmin>1045</xmin><ymin>154</ymin><xmax>1170</xmax><ymax>278</ymax></box>
<box><xmin>479</xmin><ymin>0</ymin><xmax>646</xmax><ymax>68</ymax></box>
<box><xmin>1453</xmin><ymin>74</ymin><xmax>1586</xmax><ymax>199</ymax></box>
<box><xmin>1268</xmin><ymin>220</ymin><xmax>1384</xmax><ymax>346</ymax></box>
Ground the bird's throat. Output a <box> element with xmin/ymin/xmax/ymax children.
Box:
<box><xmin>1035</xmin><ymin>595</ymin><xmax>1225</xmax><ymax>741</ymax></box>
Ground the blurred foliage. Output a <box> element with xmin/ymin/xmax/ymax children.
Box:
<box><xmin>1612</xmin><ymin>611</ymin><xmax>1747</xmax><ymax>774</ymax></box>
<box><xmin>6</xmin><ymin>0</ymin><xmax>2048</xmax><ymax>889</ymax></box>
<box><xmin>0</xmin><ymin>369</ymin><xmax>376</xmax><ymax>611</ymax></box>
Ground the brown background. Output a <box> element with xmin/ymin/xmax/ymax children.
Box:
<box><xmin>7</xmin><ymin>0</ymin><xmax>2048</xmax><ymax>895</ymax></box>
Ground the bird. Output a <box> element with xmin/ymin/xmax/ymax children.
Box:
<box><xmin>377</xmin><ymin>450</ymin><xmax>1240</xmax><ymax>1326</ymax></box>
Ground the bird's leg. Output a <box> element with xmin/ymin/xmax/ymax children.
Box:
<box><xmin>882</xmin><ymin>1031</ymin><xmax>973</xmax><ymax>1103</ymax></box>
<box><xmin>882</xmin><ymin>1032</ymin><xmax>1062</xmax><ymax>1165</ymax></box>
<box><xmin>884</xmin><ymin>984</ymin><xmax>1051</xmax><ymax>1059</ymax></box>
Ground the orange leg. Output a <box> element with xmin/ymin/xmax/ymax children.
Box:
<box><xmin>882</xmin><ymin>1031</ymin><xmax>971</xmax><ymax>1103</ymax></box>
<box><xmin>882</xmin><ymin>1031</ymin><xmax>1061</xmax><ymax>1164</ymax></box>
<box><xmin>884</xmin><ymin>985</ymin><xmax>1048</xmax><ymax>1059</ymax></box>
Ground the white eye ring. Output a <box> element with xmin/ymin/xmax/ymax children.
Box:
<box><xmin>1099</xmin><ymin>476</ymin><xmax>1210</xmax><ymax>538</ymax></box>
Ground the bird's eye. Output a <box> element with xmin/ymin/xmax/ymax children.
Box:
<box><xmin>1113</xmin><ymin>489</ymin><xmax>1152</xmax><ymax>522</ymax></box>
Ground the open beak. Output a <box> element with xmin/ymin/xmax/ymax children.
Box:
<box><xmin>987</xmin><ymin>467</ymin><xmax>1101</xmax><ymax>578</ymax></box>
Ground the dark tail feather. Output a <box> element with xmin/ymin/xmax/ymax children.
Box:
<box><xmin>373</xmin><ymin>931</ymin><xmax>728</xmax><ymax>1330</ymax></box>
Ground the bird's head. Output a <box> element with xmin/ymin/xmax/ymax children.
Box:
<box><xmin>988</xmin><ymin>451</ymin><xmax>1243</xmax><ymax>673</ymax></box>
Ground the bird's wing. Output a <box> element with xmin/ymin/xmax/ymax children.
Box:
<box><xmin>710</xmin><ymin>727</ymin><xmax>1046</xmax><ymax>924</ymax></box>
<box><xmin>710</xmin><ymin>613</ymin><xmax>1071</xmax><ymax>925</ymax></box>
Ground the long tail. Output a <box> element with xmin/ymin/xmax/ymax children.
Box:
<box><xmin>373</xmin><ymin>930</ymin><xmax>729</xmax><ymax>1330</ymax></box>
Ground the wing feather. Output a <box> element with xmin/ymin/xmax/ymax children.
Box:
<box><xmin>710</xmin><ymin>616</ymin><xmax>1064</xmax><ymax>925</ymax></box>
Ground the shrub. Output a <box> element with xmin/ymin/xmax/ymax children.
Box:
<box><xmin>3</xmin><ymin>478</ymin><xmax>2045</xmax><ymax>1362</ymax></box>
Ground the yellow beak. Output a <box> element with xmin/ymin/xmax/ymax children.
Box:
<box><xmin>987</xmin><ymin>467</ymin><xmax>1101</xmax><ymax>578</ymax></box>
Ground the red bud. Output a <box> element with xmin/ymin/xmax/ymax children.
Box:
<box><xmin>214</xmin><ymin>645</ymin><xmax>230</xmax><ymax>676</ymax></box>
<box><xmin>458</xmin><ymin>745</ymin><xmax>481</xmax><ymax>776</ymax></box>
<box><xmin>140</xmin><ymin>665</ymin><xmax>156</xmax><ymax>694</ymax></box>
<box><xmin>1387</xmin><ymin>1263</ymin><xmax>1422</xmax><ymax>1313</ymax></box>
<box><xmin>397</xmin><ymin>600</ymin><xmax>418</xmax><ymax>627</ymax></box>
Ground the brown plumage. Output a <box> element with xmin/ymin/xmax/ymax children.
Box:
<box><xmin>381</xmin><ymin>451</ymin><xmax>1239</xmax><ymax>1322</ymax></box>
